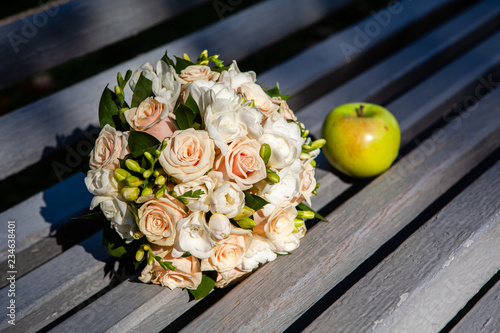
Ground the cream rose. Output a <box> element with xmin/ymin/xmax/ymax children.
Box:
<box><xmin>124</xmin><ymin>97</ymin><xmax>166</xmax><ymax>131</ymax></box>
<box><xmin>215</xmin><ymin>137</ymin><xmax>267</xmax><ymax>190</ymax></box>
<box><xmin>90</xmin><ymin>195</ymin><xmax>137</xmax><ymax>242</ymax></box>
<box><xmin>140</xmin><ymin>246</ymin><xmax>202</xmax><ymax>290</ymax></box>
<box><xmin>297</xmin><ymin>161</ymin><xmax>317</xmax><ymax>206</ymax></box>
<box><xmin>201</xmin><ymin>228</ymin><xmax>252</xmax><ymax>279</ymax></box>
<box><xmin>172</xmin><ymin>211</ymin><xmax>214</xmax><ymax>259</ymax></box>
<box><xmin>254</xmin><ymin>203</ymin><xmax>300</xmax><ymax>253</ymax></box>
<box><xmin>259</xmin><ymin>113</ymin><xmax>304</xmax><ymax>169</ymax></box>
<box><xmin>173</xmin><ymin>175</ymin><xmax>215</xmax><ymax>212</ymax></box>
<box><xmin>239</xmin><ymin>82</ymin><xmax>279</xmax><ymax>116</ymax></box>
<box><xmin>215</xmin><ymin>267</ymin><xmax>249</xmax><ymax>288</ymax></box>
<box><xmin>89</xmin><ymin>125</ymin><xmax>129</xmax><ymax>170</ymax></box>
<box><xmin>272</xmin><ymin>96</ymin><xmax>297</xmax><ymax>121</ymax></box>
<box><xmin>177</xmin><ymin>65</ymin><xmax>220</xmax><ymax>84</ymax></box>
<box><xmin>137</xmin><ymin>194</ymin><xmax>187</xmax><ymax>246</ymax></box>
<box><xmin>208</xmin><ymin>171</ymin><xmax>245</xmax><ymax>218</ymax></box>
<box><xmin>159</xmin><ymin>128</ymin><xmax>215</xmax><ymax>182</ymax></box>
<box><xmin>240</xmin><ymin>235</ymin><xmax>278</xmax><ymax>272</ymax></box>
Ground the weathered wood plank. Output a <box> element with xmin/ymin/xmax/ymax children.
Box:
<box><xmin>451</xmin><ymin>275</ymin><xmax>500</xmax><ymax>333</ymax></box>
<box><xmin>0</xmin><ymin>0</ymin><xmax>210</xmax><ymax>89</ymax></box>
<box><xmin>303</xmin><ymin>160</ymin><xmax>500</xmax><ymax>333</ymax></box>
<box><xmin>0</xmin><ymin>173</ymin><xmax>91</xmax><ymax>262</ymax></box>
<box><xmin>301</xmin><ymin>0</ymin><xmax>500</xmax><ymax>139</ymax></box>
<box><xmin>178</xmin><ymin>71</ymin><xmax>500</xmax><ymax>333</ymax></box>
<box><xmin>0</xmin><ymin>0</ymin><xmax>456</xmax><ymax>181</ymax></box>
<box><xmin>0</xmin><ymin>232</ymin><xmax>110</xmax><ymax>333</ymax></box>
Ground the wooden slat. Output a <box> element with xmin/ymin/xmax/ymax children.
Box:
<box><xmin>51</xmin><ymin>44</ymin><xmax>500</xmax><ymax>333</ymax></box>
<box><xmin>178</xmin><ymin>66</ymin><xmax>500</xmax><ymax>333</ymax></box>
<box><xmin>0</xmin><ymin>0</ymin><xmax>210</xmax><ymax>89</ymax></box>
<box><xmin>451</xmin><ymin>276</ymin><xmax>500</xmax><ymax>332</ymax></box>
<box><xmin>303</xmin><ymin>160</ymin><xmax>500</xmax><ymax>333</ymax></box>
<box><xmin>301</xmin><ymin>0</ymin><xmax>500</xmax><ymax>139</ymax></box>
<box><xmin>0</xmin><ymin>0</ymin><xmax>456</xmax><ymax>181</ymax></box>
<box><xmin>0</xmin><ymin>232</ymin><xmax>110</xmax><ymax>333</ymax></box>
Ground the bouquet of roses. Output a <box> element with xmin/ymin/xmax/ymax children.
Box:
<box><xmin>84</xmin><ymin>50</ymin><xmax>325</xmax><ymax>299</ymax></box>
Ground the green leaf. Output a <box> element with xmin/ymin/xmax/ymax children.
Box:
<box><xmin>297</xmin><ymin>202</ymin><xmax>326</xmax><ymax>221</ymax></box>
<box><xmin>99</xmin><ymin>86</ymin><xmax>120</xmax><ymax>128</ymax></box>
<box><xmin>173</xmin><ymin>56</ymin><xmax>194</xmax><ymax>72</ymax></box>
<box><xmin>265</xmin><ymin>83</ymin><xmax>292</xmax><ymax>100</ymax></box>
<box><xmin>154</xmin><ymin>255</ymin><xmax>176</xmax><ymax>271</ymax></box>
<box><xmin>71</xmin><ymin>211</ymin><xmax>107</xmax><ymax>221</ymax></box>
<box><xmin>184</xmin><ymin>94</ymin><xmax>200</xmax><ymax>115</ymax></box>
<box><xmin>174</xmin><ymin>103</ymin><xmax>197</xmax><ymax>130</ymax></box>
<box><xmin>181</xmin><ymin>189</ymin><xmax>205</xmax><ymax>198</ymax></box>
<box><xmin>102</xmin><ymin>224</ymin><xmax>130</xmax><ymax>258</ymax></box>
<box><xmin>181</xmin><ymin>252</ymin><xmax>192</xmax><ymax>257</ymax></box>
<box><xmin>244</xmin><ymin>192</ymin><xmax>269</xmax><ymax>211</ymax></box>
<box><xmin>128</xmin><ymin>131</ymin><xmax>160</xmax><ymax>158</ymax></box>
<box><xmin>131</xmin><ymin>73</ymin><xmax>153</xmax><ymax>108</ymax></box>
<box><xmin>211</xmin><ymin>65</ymin><xmax>230</xmax><ymax>73</ymax></box>
<box><xmin>189</xmin><ymin>272</ymin><xmax>216</xmax><ymax>301</ymax></box>
<box><xmin>161</xmin><ymin>51</ymin><xmax>175</xmax><ymax>68</ymax></box>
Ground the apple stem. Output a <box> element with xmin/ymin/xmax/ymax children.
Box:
<box><xmin>358</xmin><ymin>104</ymin><xmax>365</xmax><ymax>117</ymax></box>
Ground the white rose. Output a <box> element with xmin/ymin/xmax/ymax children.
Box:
<box><xmin>89</xmin><ymin>125</ymin><xmax>129</xmax><ymax>170</ymax></box>
<box><xmin>236</xmin><ymin>105</ymin><xmax>263</xmax><ymax>140</ymax></box>
<box><xmin>84</xmin><ymin>168</ymin><xmax>119</xmax><ymax>196</ymax></box>
<box><xmin>218</xmin><ymin>60</ymin><xmax>256</xmax><ymax>90</ymax></box>
<box><xmin>159</xmin><ymin>128</ymin><xmax>215</xmax><ymax>183</ymax></box>
<box><xmin>187</xmin><ymin>80</ymin><xmax>241</xmax><ymax>115</ymax></box>
<box><xmin>254</xmin><ymin>203</ymin><xmax>300</xmax><ymax>253</ymax></box>
<box><xmin>259</xmin><ymin>113</ymin><xmax>304</xmax><ymax>169</ymax></box>
<box><xmin>261</xmin><ymin>160</ymin><xmax>301</xmax><ymax>206</ymax></box>
<box><xmin>208</xmin><ymin>213</ymin><xmax>232</xmax><ymax>240</ymax></box>
<box><xmin>90</xmin><ymin>195</ymin><xmax>137</xmax><ymax>242</ymax></box>
<box><xmin>239</xmin><ymin>82</ymin><xmax>279</xmax><ymax>116</ymax></box>
<box><xmin>173</xmin><ymin>175</ymin><xmax>215</xmax><ymax>212</ymax></box>
<box><xmin>208</xmin><ymin>171</ymin><xmax>245</xmax><ymax>218</ymax></box>
<box><xmin>172</xmin><ymin>211</ymin><xmax>214</xmax><ymax>259</ymax></box>
<box><xmin>240</xmin><ymin>235</ymin><xmax>277</xmax><ymax>272</ymax></box>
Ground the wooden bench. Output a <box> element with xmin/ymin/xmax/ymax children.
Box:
<box><xmin>1</xmin><ymin>0</ymin><xmax>500</xmax><ymax>331</ymax></box>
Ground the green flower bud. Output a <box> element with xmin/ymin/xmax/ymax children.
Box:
<box><xmin>297</xmin><ymin>210</ymin><xmax>315</xmax><ymax>220</ymax></box>
<box><xmin>260</xmin><ymin>143</ymin><xmax>271</xmax><ymax>165</ymax></box>
<box><xmin>311</xmin><ymin>138</ymin><xmax>326</xmax><ymax>150</ymax></box>
<box><xmin>233</xmin><ymin>206</ymin><xmax>255</xmax><ymax>220</ymax></box>
<box><xmin>142</xmin><ymin>244</ymin><xmax>151</xmax><ymax>251</ymax></box>
<box><xmin>155</xmin><ymin>175</ymin><xmax>166</xmax><ymax>186</ymax></box>
<box><xmin>141</xmin><ymin>187</ymin><xmax>153</xmax><ymax>196</ymax></box>
<box><xmin>114</xmin><ymin>85</ymin><xmax>124</xmax><ymax>105</ymax></box>
<box><xmin>147</xmin><ymin>252</ymin><xmax>155</xmax><ymax>265</ymax></box>
<box><xmin>155</xmin><ymin>185</ymin><xmax>166</xmax><ymax>199</ymax></box>
<box><xmin>300</xmin><ymin>153</ymin><xmax>310</xmax><ymax>160</ymax></box>
<box><xmin>135</xmin><ymin>248</ymin><xmax>145</xmax><ymax>262</ymax></box>
<box><xmin>301</xmin><ymin>129</ymin><xmax>310</xmax><ymax>138</ymax></box>
<box><xmin>311</xmin><ymin>159</ymin><xmax>317</xmax><ymax>168</ymax></box>
<box><xmin>125</xmin><ymin>159</ymin><xmax>142</xmax><ymax>173</ymax></box>
<box><xmin>144</xmin><ymin>151</ymin><xmax>155</xmax><ymax>164</ymax></box>
<box><xmin>122</xmin><ymin>186</ymin><xmax>140</xmax><ymax>201</ymax></box>
<box><xmin>266</xmin><ymin>169</ymin><xmax>280</xmax><ymax>183</ymax></box>
<box><xmin>236</xmin><ymin>218</ymin><xmax>257</xmax><ymax>229</ymax></box>
<box><xmin>153</xmin><ymin>169</ymin><xmax>160</xmax><ymax>177</ymax></box>
<box><xmin>114</xmin><ymin>168</ymin><xmax>131</xmax><ymax>182</ymax></box>
<box><xmin>117</xmin><ymin>72</ymin><xmax>124</xmax><ymax>87</ymax></box>
<box><xmin>143</xmin><ymin>169</ymin><xmax>153</xmax><ymax>179</ymax></box>
<box><xmin>294</xmin><ymin>219</ymin><xmax>304</xmax><ymax>228</ymax></box>
<box><xmin>126</xmin><ymin>176</ymin><xmax>143</xmax><ymax>187</ymax></box>
<box><xmin>133</xmin><ymin>231</ymin><xmax>144</xmax><ymax>239</ymax></box>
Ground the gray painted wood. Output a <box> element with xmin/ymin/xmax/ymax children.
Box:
<box><xmin>0</xmin><ymin>0</ymin><xmax>454</xmax><ymax>181</ymax></box>
<box><xmin>0</xmin><ymin>173</ymin><xmax>91</xmax><ymax>262</ymax></box>
<box><xmin>300</xmin><ymin>0</ymin><xmax>500</xmax><ymax>139</ymax></box>
<box><xmin>0</xmin><ymin>0</ymin><xmax>209</xmax><ymax>89</ymax></box>
<box><xmin>178</xmin><ymin>68</ymin><xmax>500</xmax><ymax>333</ymax></box>
<box><xmin>303</xmin><ymin>160</ymin><xmax>500</xmax><ymax>333</ymax></box>
<box><xmin>51</xmin><ymin>54</ymin><xmax>500</xmax><ymax>333</ymax></box>
<box><xmin>0</xmin><ymin>232</ymin><xmax>110</xmax><ymax>333</ymax></box>
<box><xmin>451</xmin><ymin>277</ymin><xmax>500</xmax><ymax>332</ymax></box>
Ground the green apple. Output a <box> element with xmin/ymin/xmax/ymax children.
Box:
<box><xmin>322</xmin><ymin>102</ymin><xmax>400</xmax><ymax>178</ymax></box>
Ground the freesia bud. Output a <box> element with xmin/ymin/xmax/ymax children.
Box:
<box><xmin>155</xmin><ymin>175</ymin><xmax>166</xmax><ymax>186</ymax></box>
<box><xmin>114</xmin><ymin>168</ymin><xmax>130</xmax><ymax>182</ymax></box>
<box><xmin>148</xmin><ymin>252</ymin><xmax>155</xmax><ymax>265</ymax></box>
<box><xmin>236</xmin><ymin>217</ymin><xmax>257</xmax><ymax>229</ymax></box>
<box><xmin>209</xmin><ymin>213</ymin><xmax>232</xmax><ymax>240</ymax></box>
<box><xmin>311</xmin><ymin>138</ymin><xmax>326</xmax><ymax>149</ymax></box>
<box><xmin>155</xmin><ymin>185</ymin><xmax>166</xmax><ymax>199</ymax></box>
<box><xmin>143</xmin><ymin>169</ymin><xmax>152</xmax><ymax>179</ymax></box>
<box><xmin>301</xmin><ymin>129</ymin><xmax>310</xmax><ymax>138</ymax></box>
<box><xmin>233</xmin><ymin>206</ymin><xmax>255</xmax><ymax>220</ymax></box>
<box><xmin>125</xmin><ymin>159</ymin><xmax>142</xmax><ymax>173</ymax></box>
<box><xmin>122</xmin><ymin>186</ymin><xmax>140</xmax><ymax>201</ymax></box>
<box><xmin>144</xmin><ymin>151</ymin><xmax>154</xmax><ymax>164</ymax></box>
<box><xmin>135</xmin><ymin>248</ymin><xmax>145</xmax><ymax>261</ymax></box>
<box><xmin>300</xmin><ymin>153</ymin><xmax>310</xmax><ymax>160</ymax></box>
<box><xmin>125</xmin><ymin>176</ymin><xmax>143</xmax><ymax>187</ymax></box>
<box><xmin>260</xmin><ymin>143</ymin><xmax>271</xmax><ymax>165</ymax></box>
<box><xmin>311</xmin><ymin>159</ymin><xmax>317</xmax><ymax>167</ymax></box>
<box><xmin>133</xmin><ymin>231</ymin><xmax>144</xmax><ymax>239</ymax></box>
<box><xmin>141</xmin><ymin>187</ymin><xmax>153</xmax><ymax>196</ymax></box>
<box><xmin>266</xmin><ymin>169</ymin><xmax>280</xmax><ymax>183</ymax></box>
<box><xmin>297</xmin><ymin>210</ymin><xmax>315</xmax><ymax>220</ymax></box>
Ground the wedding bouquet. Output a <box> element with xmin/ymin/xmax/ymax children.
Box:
<box><xmin>84</xmin><ymin>50</ymin><xmax>325</xmax><ymax>299</ymax></box>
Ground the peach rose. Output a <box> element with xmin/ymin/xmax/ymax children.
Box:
<box><xmin>239</xmin><ymin>82</ymin><xmax>278</xmax><ymax>116</ymax></box>
<box><xmin>137</xmin><ymin>194</ymin><xmax>187</xmax><ymax>246</ymax></box>
<box><xmin>201</xmin><ymin>228</ymin><xmax>252</xmax><ymax>279</ymax></box>
<box><xmin>272</xmin><ymin>96</ymin><xmax>297</xmax><ymax>121</ymax></box>
<box><xmin>139</xmin><ymin>246</ymin><xmax>202</xmax><ymax>290</ymax></box>
<box><xmin>214</xmin><ymin>137</ymin><xmax>267</xmax><ymax>190</ymax></box>
<box><xmin>254</xmin><ymin>203</ymin><xmax>300</xmax><ymax>253</ymax></box>
<box><xmin>215</xmin><ymin>267</ymin><xmax>249</xmax><ymax>288</ymax></box>
<box><xmin>297</xmin><ymin>161</ymin><xmax>317</xmax><ymax>206</ymax></box>
<box><xmin>159</xmin><ymin>128</ymin><xmax>215</xmax><ymax>182</ymax></box>
<box><xmin>124</xmin><ymin>97</ymin><xmax>166</xmax><ymax>131</ymax></box>
<box><xmin>89</xmin><ymin>124</ymin><xmax>129</xmax><ymax>170</ymax></box>
<box><xmin>177</xmin><ymin>65</ymin><xmax>220</xmax><ymax>84</ymax></box>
